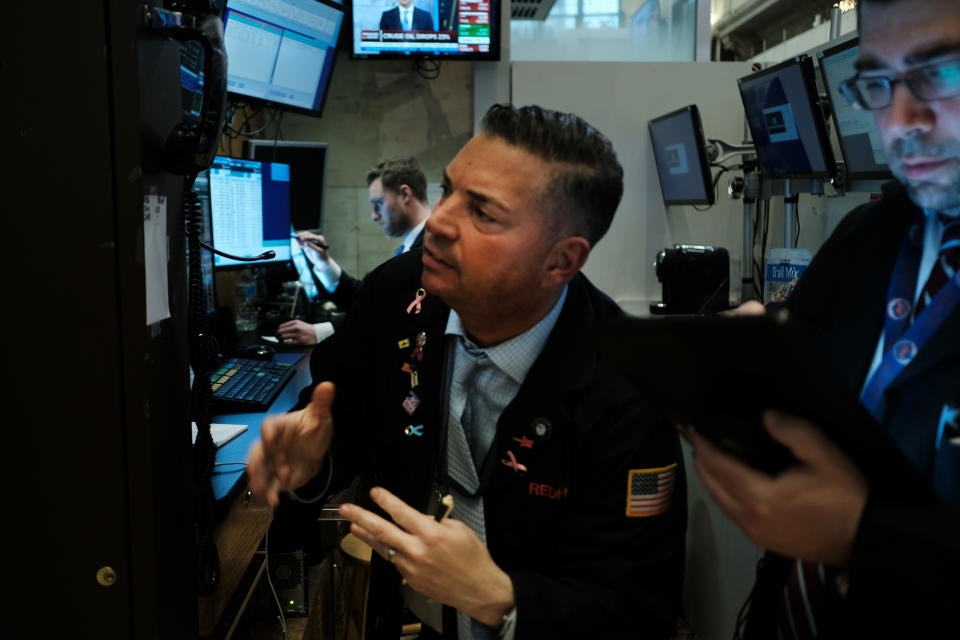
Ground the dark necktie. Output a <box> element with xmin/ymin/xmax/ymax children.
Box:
<box><xmin>915</xmin><ymin>214</ymin><xmax>960</xmax><ymax>318</ymax></box>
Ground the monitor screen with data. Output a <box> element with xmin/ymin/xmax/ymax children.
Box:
<box><xmin>816</xmin><ymin>38</ymin><xmax>893</xmax><ymax>181</ymax></box>
<box><xmin>209</xmin><ymin>156</ymin><xmax>293</xmax><ymax>268</ymax></box>
<box><xmin>223</xmin><ymin>0</ymin><xmax>344</xmax><ymax>117</ymax></box>
<box><xmin>738</xmin><ymin>55</ymin><xmax>836</xmax><ymax>179</ymax></box>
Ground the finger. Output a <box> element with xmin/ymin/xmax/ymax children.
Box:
<box><xmin>763</xmin><ymin>410</ymin><xmax>848</xmax><ymax>470</ymax></box>
<box><xmin>689</xmin><ymin>428</ymin><xmax>774</xmax><ymax>503</ymax></box>
<box><xmin>339</xmin><ymin>502</ymin><xmax>415</xmax><ymax>552</ymax></box>
<box><xmin>304</xmin><ymin>381</ymin><xmax>336</xmax><ymax>425</ymax></box>
<box><xmin>689</xmin><ymin>430</ymin><xmax>748</xmax><ymax>514</ymax></box>
<box><xmin>368</xmin><ymin>487</ymin><xmax>431</xmax><ymax>534</ymax></box>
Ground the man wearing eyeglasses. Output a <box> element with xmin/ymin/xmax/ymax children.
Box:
<box><xmin>689</xmin><ymin>0</ymin><xmax>959</xmax><ymax>637</ymax></box>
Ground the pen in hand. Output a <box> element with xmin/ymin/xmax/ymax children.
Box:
<box><xmin>292</xmin><ymin>235</ymin><xmax>330</xmax><ymax>251</ymax></box>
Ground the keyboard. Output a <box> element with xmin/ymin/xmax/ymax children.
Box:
<box><xmin>209</xmin><ymin>357</ymin><xmax>297</xmax><ymax>411</ymax></box>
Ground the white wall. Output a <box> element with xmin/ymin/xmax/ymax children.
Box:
<box><xmin>512</xmin><ymin>61</ymin><xmax>752</xmax><ymax>315</ymax></box>
<box><xmin>512</xmin><ymin>60</ymin><xmax>761</xmax><ymax>640</ymax></box>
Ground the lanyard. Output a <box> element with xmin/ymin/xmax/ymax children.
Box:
<box><xmin>860</xmin><ymin>214</ymin><xmax>960</xmax><ymax>415</ymax></box>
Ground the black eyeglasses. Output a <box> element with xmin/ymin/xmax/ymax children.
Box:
<box><xmin>840</xmin><ymin>57</ymin><xmax>960</xmax><ymax>110</ymax></box>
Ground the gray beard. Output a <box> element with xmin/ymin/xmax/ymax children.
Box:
<box><xmin>887</xmin><ymin>133</ymin><xmax>960</xmax><ymax>215</ymax></box>
<box><xmin>900</xmin><ymin>178</ymin><xmax>960</xmax><ymax>216</ymax></box>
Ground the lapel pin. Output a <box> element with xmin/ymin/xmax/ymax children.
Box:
<box><xmin>404</xmin><ymin>424</ymin><xmax>424</xmax><ymax>437</ymax></box>
<box><xmin>530</xmin><ymin>418</ymin><xmax>552</xmax><ymax>441</ymax></box>
<box><xmin>501</xmin><ymin>450</ymin><xmax>528</xmax><ymax>475</ymax></box>
<box><xmin>513</xmin><ymin>436</ymin><xmax>534</xmax><ymax>449</ymax></box>
<box><xmin>413</xmin><ymin>331</ymin><xmax>427</xmax><ymax>361</ymax></box>
<box><xmin>407</xmin><ymin>288</ymin><xmax>427</xmax><ymax>315</ymax></box>
<box><xmin>402</xmin><ymin>390</ymin><xmax>421</xmax><ymax>415</ymax></box>
<box><xmin>398</xmin><ymin>338</ymin><xmax>411</xmax><ymax>349</ymax></box>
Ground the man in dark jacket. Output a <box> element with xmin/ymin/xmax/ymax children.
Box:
<box><xmin>690</xmin><ymin>0</ymin><xmax>960</xmax><ymax>637</ymax></box>
<box><xmin>248</xmin><ymin>104</ymin><xmax>686</xmax><ymax>639</ymax></box>
<box><xmin>380</xmin><ymin>0</ymin><xmax>433</xmax><ymax>31</ymax></box>
<box><xmin>278</xmin><ymin>156</ymin><xmax>431</xmax><ymax>345</ymax></box>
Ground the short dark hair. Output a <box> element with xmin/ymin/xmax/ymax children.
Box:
<box><xmin>480</xmin><ymin>103</ymin><xmax>623</xmax><ymax>246</ymax></box>
<box><xmin>366</xmin><ymin>156</ymin><xmax>428</xmax><ymax>203</ymax></box>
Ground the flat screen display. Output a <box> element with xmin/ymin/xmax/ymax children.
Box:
<box><xmin>350</xmin><ymin>0</ymin><xmax>500</xmax><ymax>60</ymax></box>
<box><xmin>289</xmin><ymin>226</ymin><xmax>322</xmax><ymax>300</ymax></box>
<box><xmin>816</xmin><ymin>38</ymin><xmax>893</xmax><ymax>181</ymax></box>
<box><xmin>247</xmin><ymin>140</ymin><xmax>328</xmax><ymax>231</ymax></box>
<box><xmin>738</xmin><ymin>55</ymin><xmax>836</xmax><ymax>179</ymax></box>
<box><xmin>209</xmin><ymin>156</ymin><xmax>293</xmax><ymax>268</ymax></box>
<box><xmin>648</xmin><ymin>105</ymin><xmax>715</xmax><ymax>206</ymax></box>
<box><xmin>223</xmin><ymin>0</ymin><xmax>344</xmax><ymax>117</ymax></box>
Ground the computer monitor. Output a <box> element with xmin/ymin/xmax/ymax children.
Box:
<box><xmin>816</xmin><ymin>38</ymin><xmax>893</xmax><ymax>181</ymax></box>
<box><xmin>648</xmin><ymin>105</ymin><xmax>715</xmax><ymax>206</ymax></box>
<box><xmin>289</xmin><ymin>227</ymin><xmax>322</xmax><ymax>300</ymax></box>
<box><xmin>222</xmin><ymin>0</ymin><xmax>345</xmax><ymax>117</ymax></box>
<box><xmin>209</xmin><ymin>156</ymin><xmax>294</xmax><ymax>268</ymax></box>
<box><xmin>246</xmin><ymin>140</ymin><xmax>329</xmax><ymax>231</ymax></box>
<box><xmin>738</xmin><ymin>55</ymin><xmax>836</xmax><ymax>179</ymax></box>
<box><xmin>350</xmin><ymin>0</ymin><xmax>501</xmax><ymax>60</ymax></box>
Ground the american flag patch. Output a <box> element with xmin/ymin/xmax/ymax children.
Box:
<box><xmin>626</xmin><ymin>464</ymin><xmax>677</xmax><ymax>517</ymax></box>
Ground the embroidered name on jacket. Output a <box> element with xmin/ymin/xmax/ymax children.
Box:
<box><xmin>529</xmin><ymin>482</ymin><xmax>568</xmax><ymax>500</ymax></box>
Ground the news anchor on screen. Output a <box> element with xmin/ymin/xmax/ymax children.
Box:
<box><xmin>380</xmin><ymin>0</ymin><xmax>433</xmax><ymax>31</ymax></box>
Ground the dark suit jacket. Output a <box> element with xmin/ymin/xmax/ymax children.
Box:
<box><xmin>299</xmin><ymin>249</ymin><xmax>687</xmax><ymax>639</ymax></box>
<box><xmin>379</xmin><ymin>6</ymin><xmax>433</xmax><ymax>31</ymax></box>
<box><xmin>744</xmin><ymin>182</ymin><xmax>960</xmax><ymax>639</ymax></box>
<box><xmin>328</xmin><ymin>229</ymin><xmax>424</xmax><ymax>323</ymax></box>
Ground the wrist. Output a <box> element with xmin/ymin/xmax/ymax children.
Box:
<box><xmin>472</xmin><ymin>569</ymin><xmax>515</xmax><ymax>628</ymax></box>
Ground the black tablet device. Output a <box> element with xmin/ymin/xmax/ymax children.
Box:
<box><xmin>592</xmin><ymin>313</ymin><xmax>936</xmax><ymax>503</ymax></box>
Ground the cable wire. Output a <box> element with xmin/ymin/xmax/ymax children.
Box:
<box><xmin>265</xmin><ymin>525</ymin><xmax>288</xmax><ymax>640</ymax></box>
<box><xmin>413</xmin><ymin>57</ymin><xmax>441</xmax><ymax>79</ymax></box>
<box><xmin>185</xmin><ymin>175</ymin><xmax>220</xmax><ymax>595</ymax></box>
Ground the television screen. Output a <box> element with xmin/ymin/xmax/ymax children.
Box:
<box><xmin>350</xmin><ymin>0</ymin><xmax>500</xmax><ymax>60</ymax></box>
<box><xmin>222</xmin><ymin>0</ymin><xmax>344</xmax><ymax>117</ymax></box>
<box><xmin>738</xmin><ymin>55</ymin><xmax>836</xmax><ymax>179</ymax></box>
<box><xmin>209</xmin><ymin>156</ymin><xmax>294</xmax><ymax>268</ymax></box>
<box><xmin>648</xmin><ymin>105</ymin><xmax>715</xmax><ymax>206</ymax></box>
<box><xmin>816</xmin><ymin>38</ymin><xmax>893</xmax><ymax>181</ymax></box>
<box><xmin>246</xmin><ymin>140</ymin><xmax>329</xmax><ymax>231</ymax></box>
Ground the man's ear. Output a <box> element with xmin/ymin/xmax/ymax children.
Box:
<box><xmin>398</xmin><ymin>184</ymin><xmax>413</xmax><ymax>204</ymax></box>
<box><xmin>542</xmin><ymin>236</ymin><xmax>591</xmax><ymax>287</ymax></box>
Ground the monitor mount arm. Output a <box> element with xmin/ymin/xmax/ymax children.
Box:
<box><xmin>706</xmin><ymin>138</ymin><xmax>756</xmax><ymax>166</ymax></box>
<box><xmin>704</xmin><ymin>137</ymin><xmax>762</xmax><ymax>302</ymax></box>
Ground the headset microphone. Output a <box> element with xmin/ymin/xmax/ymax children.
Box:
<box><xmin>199</xmin><ymin>239</ymin><xmax>276</xmax><ymax>262</ymax></box>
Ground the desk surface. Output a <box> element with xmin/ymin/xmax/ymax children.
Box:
<box><xmin>211</xmin><ymin>349</ymin><xmax>314</xmax><ymax>501</ymax></box>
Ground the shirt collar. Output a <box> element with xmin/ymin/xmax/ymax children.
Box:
<box><xmin>401</xmin><ymin>219</ymin><xmax>426</xmax><ymax>253</ymax></box>
<box><xmin>444</xmin><ymin>285</ymin><xmax>568</xmax><ymax>385</ymax></box>
<box><xmin>397</xmin><ymin>2</ymin><xmax>413</xmax><ymax>11</ymax></box>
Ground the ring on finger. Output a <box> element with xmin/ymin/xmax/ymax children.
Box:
<box><xmin>387</xmin><ymin>548</ymin><xmax>397</xmax><ymax>562</ymax></box>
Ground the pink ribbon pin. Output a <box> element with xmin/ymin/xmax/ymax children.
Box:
<box><xmin>501</xmin><ymin>450</ymin><xmax>528</xmax><ymax>474</ymax></box>
<box><xmin>407</xmin><ymin>288</ymin><xmax>427</xmax><ymax>314</ymax></box>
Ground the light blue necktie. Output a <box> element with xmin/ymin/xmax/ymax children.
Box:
<box><xmin>392</xmin><ymin>244</ymin><xmax>403</xmax><ymax>257</ymax></box>
<box><xmin>403</xmin><ymin>10</ymin><xmax>412</xmax><ymax>30</ymax></box>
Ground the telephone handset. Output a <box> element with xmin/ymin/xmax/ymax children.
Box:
<box><xmin>147</xmin><ymin>3</ymin><xmax>228</xmax><ymax>175</ymax></box>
